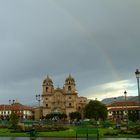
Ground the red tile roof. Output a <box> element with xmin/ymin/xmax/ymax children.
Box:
<box><xmin>107</xmin><ymin>101</ymin><xmax>139</xmax><ymax>107</ymax></box>
<box><xmin>0</xmin><ymin>104</ymin><xmax>34</xmax><ymax>111</ymax></box>
<box><xmin>108</xmin><ymin>107</ymin><xmax>140</xmax><ymax>111</ymax></box>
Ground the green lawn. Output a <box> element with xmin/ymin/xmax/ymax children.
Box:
<box><xmin>0</xmin><ymin>128</ymin><xmax>27</xmax><ymax>137</ymax></box>
<box><xmin>0</xmin><ymin>127</ymin><xmax>139</xmax><ymax>138</ymax></box>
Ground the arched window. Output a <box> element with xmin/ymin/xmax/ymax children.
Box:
<box><xmin>68</xmin><ymin>86</ymin><xmax>71</xmax><ymax>91</ymax></box>
<box><xmin>69</xmin><ymin>103</ymin><xmax>72</xmax><ymax>107</ymax></box>
<box><xmin>46</xmin><ymin>87</ymin><xmax>48</xmax><ymax>92</ymax></box>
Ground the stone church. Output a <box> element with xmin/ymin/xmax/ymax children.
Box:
<box><xmin>42</xmin><ymin>75</ymin><xmax>87</xmax><ymax>118</ymax></box>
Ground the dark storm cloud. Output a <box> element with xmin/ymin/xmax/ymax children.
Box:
<box><xmin>0</xmin><ymin>0</ymin><xmax>140</xmax><ymax>103</ymax></box>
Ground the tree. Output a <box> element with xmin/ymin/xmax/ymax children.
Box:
<box><xmin>69</xmin><ymin>112</ymin><xmax>81</xmax><ymax>121</ymax></box>
<box><xmin>84</xmin><ymin>100</ymin><xmax>107</xmax><ymax>121</ymax></box>
<box><xmin>59</xmin><ymin>113</ymin><xmax>67</xmax><ymax>120</ymax></box>
<box><xmin>128</xmin><ymin>110</ymin><xmax>139</xmax><ymax>122</ymax></box>
<box><xmin>9</xmin><ymin>112</ymin><xmax>19</xmax><ymax>129</ymax></box>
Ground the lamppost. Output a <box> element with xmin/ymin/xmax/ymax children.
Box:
<box><xmin>9</xmin><ymin>100</ymin><xmax>11</xmax><ymax>105</ymax></box>
<box><xmin>9</xmin><ymin>99</ymin><xmax>15</xmax><ymax>105</ymax></box>
<box><xmin>113</xmin><ymin>97</ymin><xmax>117</xmax><ymax>122</ymax></box>
<box><xmin>35</xmin><ymin>94</ymin><xmax>41</xmax><ymax>107</ymax></box>
<box><xmin>35</xmin><ymin>94</ymin><xmax>42</xmax><ymax>120</ymax></box>
<box><xmin>124</xmin><ymin>91</ymin><xmax>128</xmax><ymax>129</ymax></box>
<box><xmin>8</xmin><ymin>99</ymin><xmax>16</xmax><ymax>120</ymax></box>
<box><xmin>135</xmin><ymin>69</ymin><xmax>140</xmax><ymax>121</ymax></box>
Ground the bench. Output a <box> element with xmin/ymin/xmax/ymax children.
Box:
<box><xmin>76</xmin><ymin>128</ymin><xmax>99</xmax><ymax>140</ymax></box>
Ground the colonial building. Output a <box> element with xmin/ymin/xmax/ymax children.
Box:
<box><xmin>41</xmin><ymin>75</ymin><xmax>87</xmax><ymax>118</ymax></box>
<box><xmin>107</xmin><ymin>101</ymin><xmax>139</xmax><ymax>122</ymax></box>
<box><xmin>0</xmin><ymin>102</ymin><xmax>34</xmax><ymax>120</ymax></box>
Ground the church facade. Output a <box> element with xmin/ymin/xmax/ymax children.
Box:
<box><xmin>41</xmin><ymin>75</ymin><xmax>87</xmax><ymax>118</ymax></box>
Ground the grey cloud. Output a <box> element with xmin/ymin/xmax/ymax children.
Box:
<box><xmin>0</xmin><ymin>0</ymin><xmax>140</xmax><ymax>104</ymax></box>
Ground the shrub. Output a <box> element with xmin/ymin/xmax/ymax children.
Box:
<box><xmin>104</xmin><ymin>131</ymin><xmax>118</xmax><ymax>136</ymax></box>
<box><xmin>130</xmin><ymin>126</ymin><xmax>140</xmax><ymax>134</ymax></box>
<box><xmin>11</xmin><ymin>124</ymin><xmax>69</xmax><ymax>133</ymax></box>
<box><xmin>0</xmin><ymin>125</ymin><xmax>8</xmax><ymax>129</ymax></box>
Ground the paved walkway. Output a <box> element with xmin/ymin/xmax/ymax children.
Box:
<box><xmin>36</xmin><ymin>138</ymin><xmax>95</xmax><ymax>140</ymax></box>
<box><xmin>0</xmin><ymin>138</ymin><xmax>138</xmax><ymax>140</ymax></box>
<box><xmin>0</xmin><ymin>138</ymin><xmax>96</xmax><ymax>140</ymax></box>
<box><xmin>36</xmin><ymin>138</ymin><xmax>135</xmax><ymax>140</ymax></box>
<box><xmin>45</xmin><ymin>139</ymin><xmax>139</xmax><ymax>140</ymax></box>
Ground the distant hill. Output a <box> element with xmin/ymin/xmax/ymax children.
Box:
<box><xmin>101</xmin><ymin>96</ymin><xmax>138</xmax><ymax>105</ymax></box>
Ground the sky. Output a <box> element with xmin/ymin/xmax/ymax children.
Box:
<box><xmin>0</xmin><ymin>0</ymin><xmax>140</xmax><ymax>105</ymax></box>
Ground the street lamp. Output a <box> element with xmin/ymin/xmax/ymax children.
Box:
<box><xmin>9</xmin><ymin>100</ymin><xmax>15</xmax><ymax>105</ymax></box>
<box><xmin>113</xmin><ymin>97</ymin><xmax>117</xmax><ymax>121</ymax></box>
<box><xmin>36</xmin><ymin>94</ymin><xmax>41</xmax><ymax>107</ymax></box>
<box><xmin>8</xmin><ymin>99</ymin><xmax>16</xmax><ymax>120</ymax></box>
<box><xmin>124</xmin><ymin>91</ymin><xmax>128</xmax><ymax>129</ymax></box>
<box><xmin>35</xmin><ymin>94</ymin><xmax>42</xmax><ymax>120</ymax></box>
<box><xmin>135</xmin><ymin>69</ymin><xmax>140</xmax><ymax>121</ymax></box>
<box><xmin>9</xmin><ymin>100</ymin><xmax>11</xmax><ymax>105</ymax></box>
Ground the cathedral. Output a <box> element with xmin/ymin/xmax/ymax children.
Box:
<box><xmin>42</xmin><ymin>75</ymin><xmax>87</xmax><ymax>118</ymax></box>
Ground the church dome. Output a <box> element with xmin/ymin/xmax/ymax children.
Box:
<box><xmin>65</xmin><ymin>74</ymin><xmax>75</xmax><ymax>83</ymax></box>
<box><xmin>43</xmin><ymin>75</ymin><xmax>53</xmax><ymax>84</ymax></box>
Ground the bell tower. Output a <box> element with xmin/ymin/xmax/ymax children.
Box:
<box><xmin>64</xmin><ymin>74</ymin><xmax>77</xmax><ymax>93</ymax></box>
<box><xmin>42</xmin><ymin>75</ymin><xmax>54</xmax><ymax>94</ymax></box>
<box><xmin>64</xmin><ymin>74</ymin><xmax>78</xmax><ymax>116</ymax></box>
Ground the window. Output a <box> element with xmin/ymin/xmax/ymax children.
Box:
<box><xmin>68</xmin><ymin>86</ymin><xmax>71</xmax><ymax>91</ymax></box>
<box><xmin>69</xmin><ymin>103</ymin><xmax>71</xmax><ymax>106</ymax></box>
<box><xmin>46</xmin><ymin>104</ymin><xmax>48</xmax><ymax>107</ymax></box>
<box><xmin>69</xmin><ymin>97</ymin><xmax>71</xmax><ymax>99</ymax></box>
<box><xmin>46</xmin><ymin>87</ymin><xmax>48</xmax><ymax>92</ymax></box>
<box><xmin>46</xmin><ymin>98</ymin><xmax>48</xmax><ymax>100</ymax></box>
